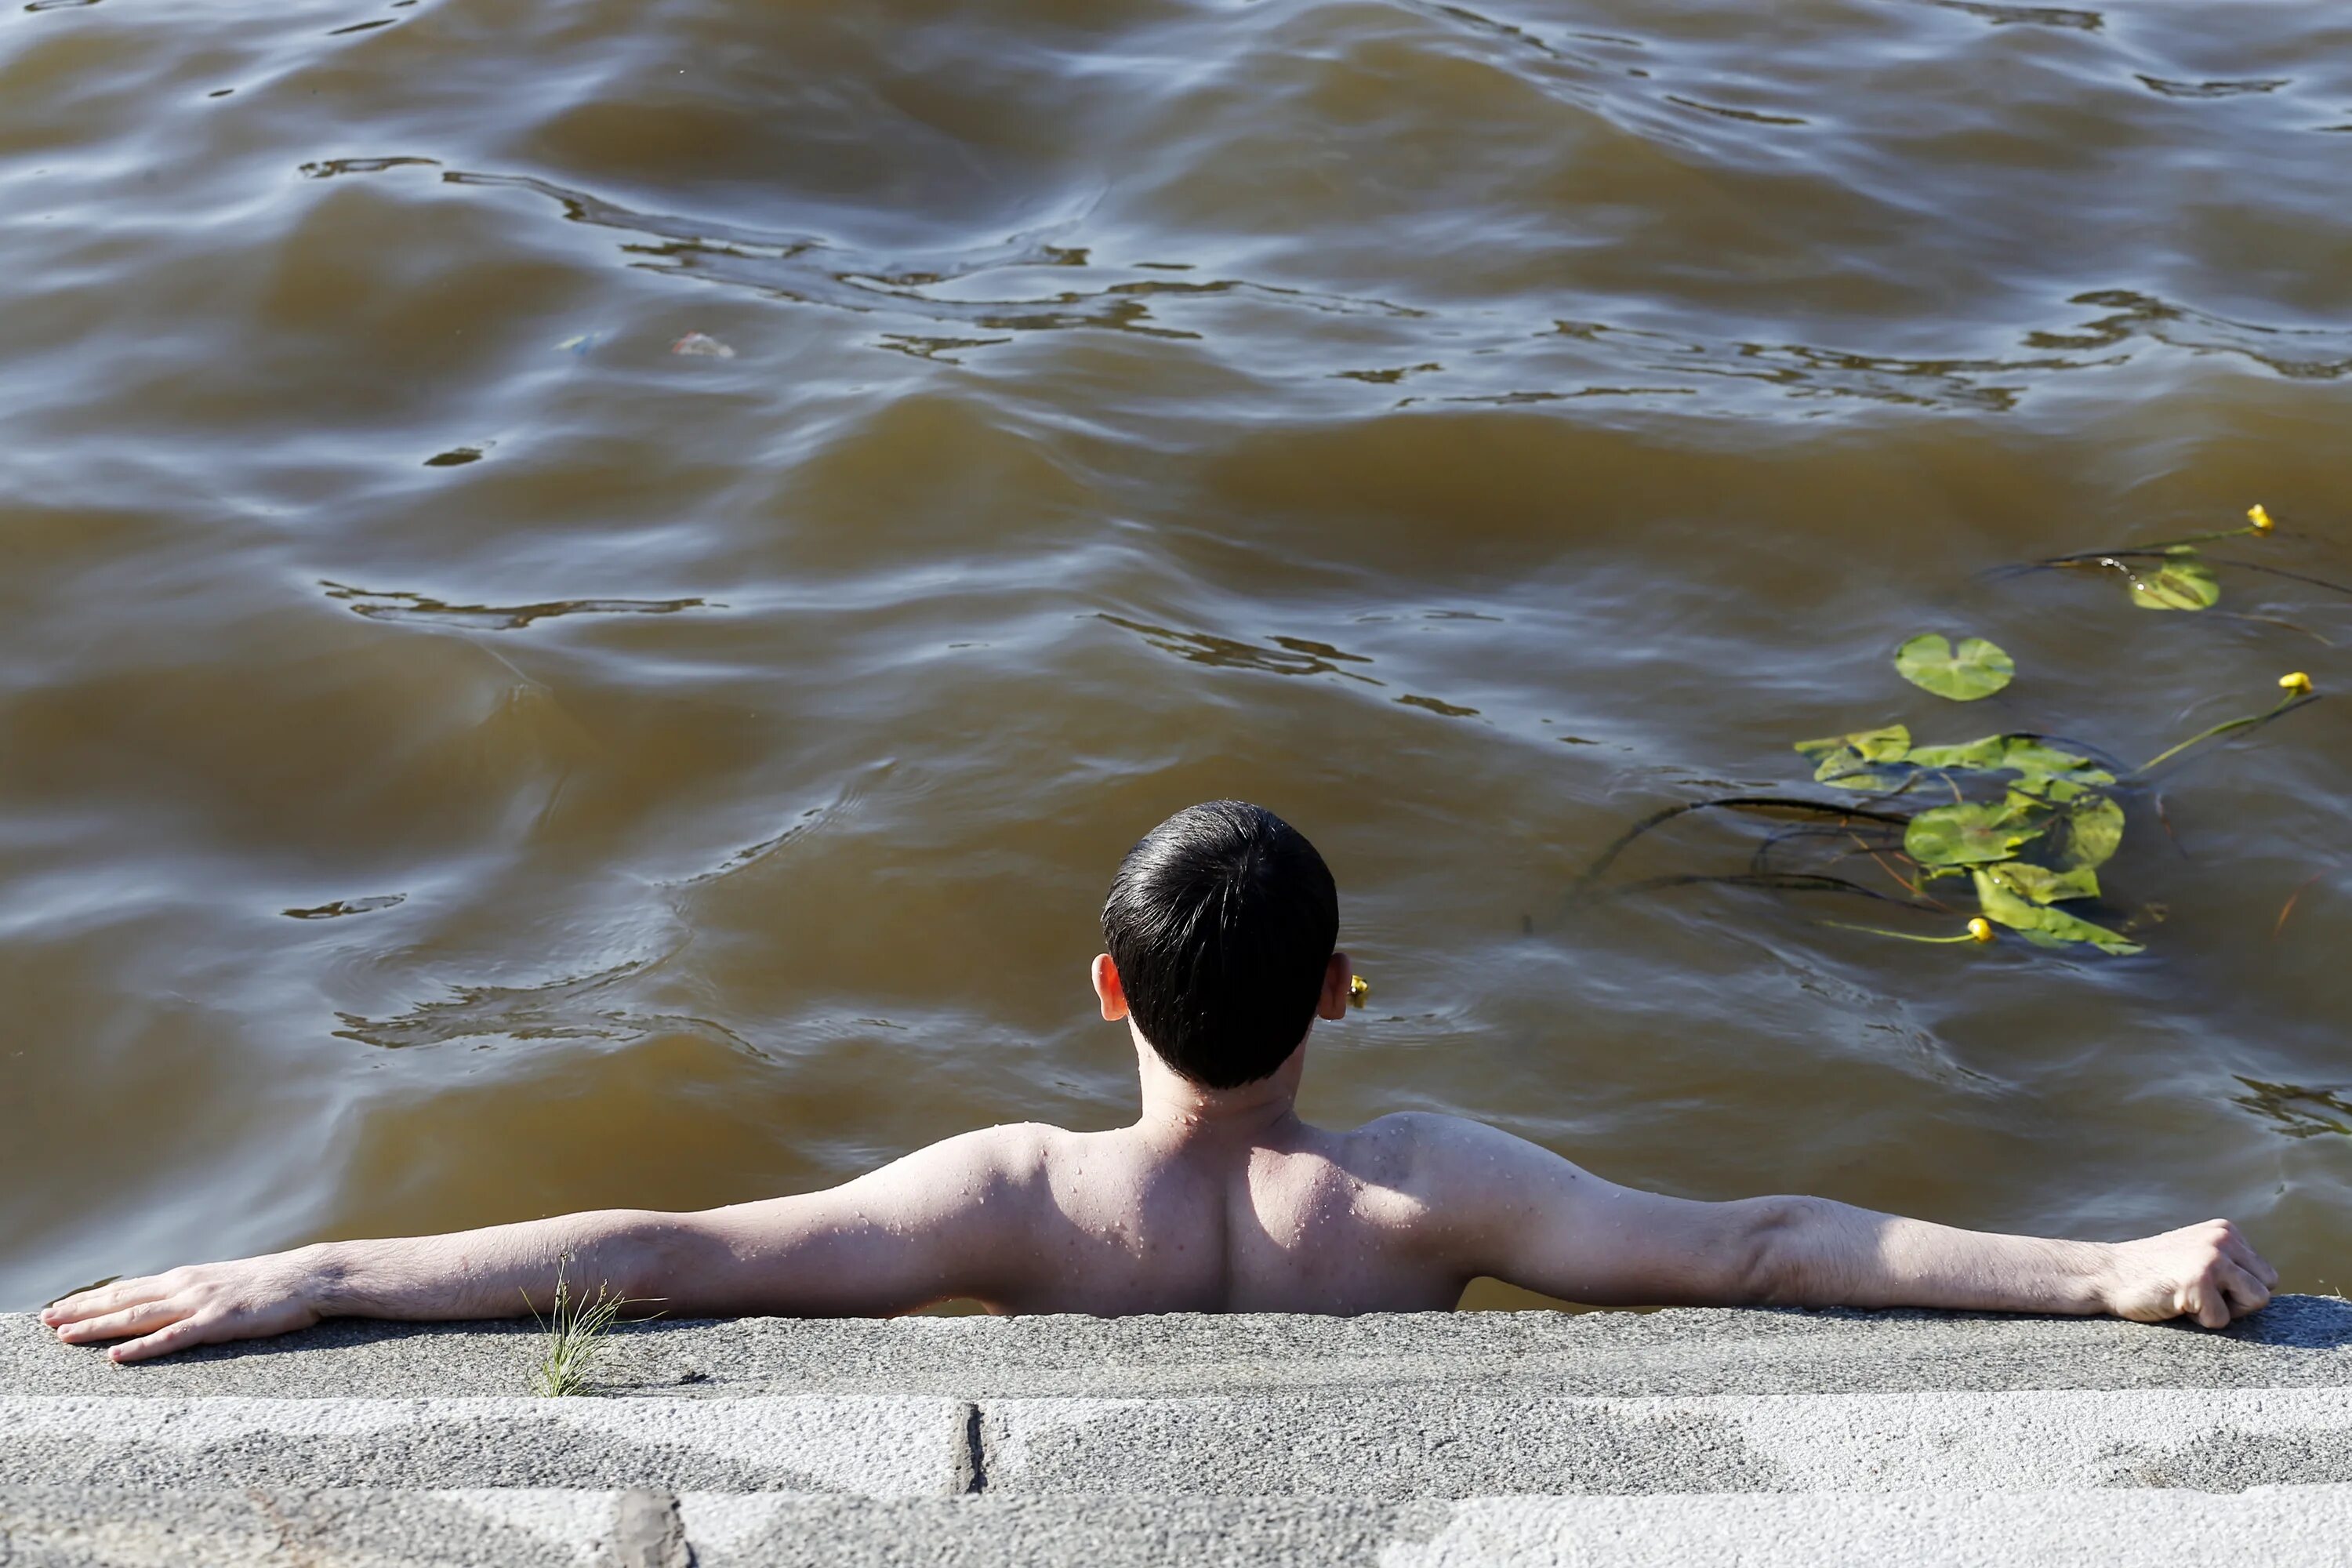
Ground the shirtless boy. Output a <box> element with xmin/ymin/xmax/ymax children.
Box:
<box><xmin>45</xmin><ymin>800</ymin><xmax>2276</xmax><ymax>1363</ymax></box>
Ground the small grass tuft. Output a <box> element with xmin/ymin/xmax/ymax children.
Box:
<box><xmin>526</xmin><ymin>1252</ymin><xmax>647</xmax><ymax>1397</ymax></box>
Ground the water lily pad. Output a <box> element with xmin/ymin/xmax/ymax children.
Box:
<box><xmin>1971</xmin><ymin>868</ymin><xmax>2143</xmax><ymax>954</ymax></box>
<box><xmin>1906</xmin><ymin>734</ymin><xmax>2114</xmax><ymax>788</ymax></box>
<box><xmin>2051</xmin><ymin>793</ymin><xmax>2125</xmax><ymax>869</ymax></box>
<box><xmin>1904</xmin><ymin>797</ymin><xmax>2050</xmax><ymax>866</ymax></box>
<box><xmin>2013</xmin><ymin>774</ymin><xmax>2086</xmax><ymax>804</ymax></box>
<box><xmin>2128</xmin><ymin>553</ymin><xmax>2220</xmax><ymax>612</ymax></box>
<box><xmin>1983</xmin><ymin>862</ymin><xmax>2100</xmax><ymax>905</ymax></box>
<box><xmin>1794</xmin><ymin>724</ymin><xmax>1910</xmax><ymax>790</ymax></box>
<box><xmin>1998</xmin><ymin>740</ymin><xmax>2115</xmax><ymax>787</ymax></box>
<box><xmin>1896</xmin><ymin>634</ymin><xmax>2014</xmax><ymax>702</ymax></box>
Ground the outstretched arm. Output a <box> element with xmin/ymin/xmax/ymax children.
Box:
<box><xmin>43</xmin><ymin>1125</ymin><xmax>1050</xmax><ymax>1363</ymax></box>
<box><xmin>1405</xmin><ymin>1116</ymin><xmax>2277</xmax><ymax>1326</ymax></box>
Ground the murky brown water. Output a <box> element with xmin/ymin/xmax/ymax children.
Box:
<box><xmin>5</xmin><ymin>0</ymin><xmax>2350</xmax><ymax>1314</ymax></box>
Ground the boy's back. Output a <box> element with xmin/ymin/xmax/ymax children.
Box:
<box><xmin>884</xmin><ymin>1113</ymin><xmax>1461</xmax><ymax>1318</ymax></box>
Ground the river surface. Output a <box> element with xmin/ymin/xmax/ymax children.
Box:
<box><xmin>4</xmin><ymin>0</ymin><xmax>2350</xmax><ymax>1313</ymax></box>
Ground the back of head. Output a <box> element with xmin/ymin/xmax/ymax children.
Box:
<box><xmin>1102</xmin><ymin>801</ymin><xmax>1339</xmax><ymax>1090</ymax></box>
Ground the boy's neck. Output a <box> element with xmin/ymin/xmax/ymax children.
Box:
<box><xmin>1130</xmin><ymin>1029</ymin><xmax>1307</xmax><ymax>1144</ymax></box>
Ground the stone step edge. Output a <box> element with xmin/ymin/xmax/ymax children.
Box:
<box><xmin>7</xmin><ymin>1485</ymin><xmax>2352</xmax><ymax>1568</ymax></box>
<box><xmin>12</xmin><ymin>1297</ymin><xmax>2351</xmax><ymax>1402</ymax></box>
<box><xmin>5</xmin><ymin>1387</ymin><xmax>2351</xmax><ymax>1499</ymax></box>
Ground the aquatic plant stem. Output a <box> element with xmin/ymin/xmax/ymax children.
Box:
<box><xmin>2134</xmin><ymin>693</ymin><xmax>2316</xmax><ymax>777</ymax></box>
<box><xmin>1848</xmin><ymin>832</ymin><xmax>1950</xmax><ymax>910</ymax></box>
<box><xmin>1603</xmin><ymin>871</ymin><xmax>1935</xmax><ymax>907</ymax></box>
<box><xmin>2033</xmin><ymin>522</ymin><xmax>2264</xmax><ymax>566</ymax></box>
<box><xmin>2274</xmin><ymin>873</ymin><xmax>2324</xmax><ymax>938</ymax></box>
<box><xmin>1818</xmin><ymin>920</ymin><xmax>1987</xmax><ymax>944</ymax></box>
<box><xmin>1574</xmin><ymin>796</ymin><xmax>1910</xmax><ymax>893</ymax></box>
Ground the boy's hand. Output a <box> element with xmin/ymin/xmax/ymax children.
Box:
<box><xmin>42</xmin><ymin>1250</ymin><xmax>328</xmax><ymax>1363</ymax></box>
<box><xmin>2100</xmin><ymin>1219</ymin><xmax>2276</xmax><ymax>1328</ymax></box>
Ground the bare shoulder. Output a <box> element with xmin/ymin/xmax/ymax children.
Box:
<box><xmin>710</xmin><ymin>1121</ymin><xmax>1065</xmax><ymax>1225</ymax></box>
<box><xmin>876</xmin><ymin>1120</ymin><xmax>1063</xmax><ymax>1192</ymax></box>
<box><xmin>1341</xmin><ymin>1111</ymin><xmax>1581</xmax><ymax>1187</ymax></box>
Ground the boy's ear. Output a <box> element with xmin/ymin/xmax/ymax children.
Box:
<box><xmin>1091</xmin><ymin>953</ymin><xmax>1129</xmax><ymax>1022</ymax></box>
<box><xmin>1316</xmin><ymin>951</ymin><xmax>1353</xmax><ymax>1022</ymax></box>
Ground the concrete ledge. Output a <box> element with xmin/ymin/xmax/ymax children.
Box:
<box><xmin>981</xmin><ymin>1387</ymin><xmax>2352</xmax><ymax>1497</ymax></box>
<box><xmin>684</xmin><ymin>1489</ymin><xmax>2352</xmax><ymax>1567</ymax></box>
<box><xmin>0</xmin><ymin>1486</ymin><xmax>632</xmax><ymax>1568</ymax></box>
<box><xmin>1382</xmin><ymin>1488</ymin><xmax>2352</xmax><ymax>1568</ymax></box>
<box><xmin>8</xmin><ymin>1297</ymin><xmax>2351</xmax><ymax>1400</ymax></box>
<box><xmin>5</xmin><ymin>1387</ymin><xmax>2349</xmax><ymax>1499</ymax></box>
<box><xmin>10</xmin><ymin>1487</ymin><xmax>2352</xmax><ymax>1568</ymax></box>
<box><xmin>0</xmin><ymin>1397</ymin><xmax>968</xmax><ymax>1496</ymax></box>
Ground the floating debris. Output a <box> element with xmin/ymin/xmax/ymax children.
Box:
<box><xmin>2234</xmin><ymin>1078</ymin><xmax>2352</xmax><ymax>1139</ymax></box>
<box><xmin>320</xmin><ymin>580</ymin><xmax>708</xmax><ymax>631</ymax></box>
<box><xmin>670</xmin><ymin>331</ymin><xmax>736</xmax><ymax>359</ymax></box>
<box><xmin>284</xmin><ymin>895</ymin><xmax>406</xmax><ymax>920</ymax></box>
<box><xmin>423</xmin><ymin>447</ymin><xmax>484</xmax><ymax>467</ymax></box>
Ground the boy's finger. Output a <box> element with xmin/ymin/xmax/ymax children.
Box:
<box><xmin>2181</xmin><ymin>1281</ymin><xmax>2229</xmax><ymax>1330</ymax></box>
<box><xmin>55</xmin><ymin>1299</ymin><xmax>184</xmax><ymax>1345</ymax></box>
<box><xmin>43</xmin><ymin>1277</ymin><xmax>166</xmax><ymax>1325</ymax></box>
<box><xmin>2227</xmin><ymin>1241</ymin><xmax>2280</xmax><ymax>1290</ymax></box>
<box><xmin>2212</xmin><ymin>1259</ymin><xmax>2268</xmax><ymax>1319</ymax></box>
<box><xmin>110</xmin><ymin>1313</ymin><xmax>218</xmax><ymax>1365</ymax></box>
<box><xmin>2230</xmin><ymin>1241</ymin><xmax>2286</xmax><ymax>1298</ymax></box>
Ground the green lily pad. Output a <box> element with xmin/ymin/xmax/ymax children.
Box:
<box><xmin>1904</xmin><ymin>796</ymin><xmax>2051</xmax><ymax>867</ymax></box>
<box><xmin>1904</xmin><ymin>734</ymin><xmax>2009</xmax><ymax>772</ymax></box>
<box><xmin>2012</xmin><ymin>774</ymin><xmax>2086</xmax><ymax>804</ymax></box>
<box><xmin>1794</xmin><ymin>724</ymin><xmax>1910</xmax><ymax>791</ymax></box>
<box><xmin>1999</xmin><ymin>740</ymin><xmax>2115</xmax><ymax>788</ymax></box>
<box><xmin>2051</xmin><ymin>793</ymin><xmax>2125</xmax><ymax>870</ymax></box>
<box><xmin>1971</xmin><ymin>868</ymin><xmax>2143</xmax><ymax>955</ymax></box>
<box><xmin>1896</xmin><ymin>634</ymin><xmax>2015</xmax><ymax>702</ymax></box>
<box><xmin>1906</xmin><ymin>734</ymin><xmax>2114</xmax><ymax>788</ymax></box>
<box><xmin>1983</xmin><ymin>862</ymin><xmax>2100</xmax><ymax>905</ymax></box>
<box><xmin>2128</xmin><ymin>553</ymin><xmax>2220</xmax><ymax>612</ymax></box>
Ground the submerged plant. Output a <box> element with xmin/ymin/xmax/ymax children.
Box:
<box><xmin>1581</xmin><ymin>503</ymin><xmax>2337</xmax><ymax>959</ymax></box>
<box><xmin>1583</xmin><ymin>680</ymin><xmax>2318</xmax><ymax>957</ymax></box>
<box><xmin>527</xmin><ymin>1253</ymin><xmax>646</xmax><ymax>1397</ymax></box>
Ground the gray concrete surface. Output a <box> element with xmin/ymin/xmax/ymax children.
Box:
<box><xmin>683</xmin><ymin>1489</ymin><xmax>2352</xmax><ymax>1567</ymax></box>
<box><xmin>6</xmin><ymin>1387</ymin><xmax>2348</xmax><ymax>1499</ymax></box>
<box><xmin>0</xmin><ymin>1397</ymin><xmax>967</xmax><ymax>1496</ymax></box>
<box><xmin>9</xmin><ymin>1296</ymin><xmax>2352</xmax><ymax>1399</ymax></box>
<box><xmin>0</xmin><ymin>1487</ymin><xmax>625</xmax><ymax>1568</ymax></box>
<box><xmin>982</xmin><ymin>1387</ymin><xmax>2352</xmax><ymax>1497</ymax></box>
<box><xmin>13</xmin><ymin>1486</ymin><xmax>2350</xmax><ymax>1568</ymax></box>
<box><xmin>8</xmin><ymin>1302</ymin><xmax>2350</xmax><ymax>1565</ymax></box>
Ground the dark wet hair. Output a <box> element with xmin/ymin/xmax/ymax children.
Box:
<box><xmin>1102</xmin><ymin>801</ymin><xmax>1339</xmax><ymax>1089</ymax></box>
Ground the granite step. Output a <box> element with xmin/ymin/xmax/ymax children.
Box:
<box><xmin>3</xmin><ymin>1385</ymin><xmax>2348</xmax><ymax>1497</ymax></box>
<box><xmin>9</xmin><ymin>1297</ymin><xmax>2352</xmax><ymax>1403</ymax></box>
<box><xmin>8</xmin><ymin>1485</ymin><xmax>2352</xmax><ymax>1568</ymax></box>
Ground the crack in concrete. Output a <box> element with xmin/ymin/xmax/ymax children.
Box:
<box><xmin>959</xmin><ymin>1401</ymin><xmax>990</xmax><ymax>1495</ymax></box>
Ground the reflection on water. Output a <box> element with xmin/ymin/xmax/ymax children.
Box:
<box><xmin>2</xmin><ymin>0</ymin><xmax>2350</xmax><ymax>1310</ymax></box>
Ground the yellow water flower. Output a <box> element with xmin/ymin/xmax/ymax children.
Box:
<box><xmin>2281</xmin><ymin>671</ymin><xmax>2313</xmax><ymax>696</ymax></box>
<box><xmin>2248</xmin><ymin>503</ymin><xmax>2274</xmax><ymax>532</ymax></box>
<box><xmin>1967</xmin><ymin>917</ymin><xmax>1995</xmax><ymax>944</ymax></box>
<box><xmin>1348</xmin><ymin>975</ymin><xmax>1370</xmax><ymax>1006</ymax></box>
